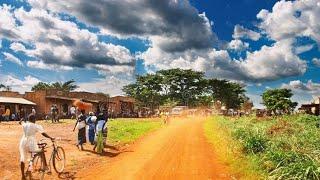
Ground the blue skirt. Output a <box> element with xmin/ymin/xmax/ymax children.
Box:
<box><xmin>88</xmin><ymin>128</ymin><xmax>95</xmax><ymax>144</ymax></box>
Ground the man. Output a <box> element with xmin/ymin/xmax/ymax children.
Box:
<box><xmin>19</xmin><ymin>114</ymin><xmax>54</xmax><ymax>180</ymax></box>
<box><xmin>31</xmin><ymin>107</ymin><xmax>36</xmax><ymax>116</ymax></box>
<box><xmin>51</xmin><ymin>105</ymin><xmax>59</xmax><ymax>123</ymax></box>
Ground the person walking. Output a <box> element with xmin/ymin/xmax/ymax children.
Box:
<box><xmin>19</xmin><ymin>114</ymin><xmax>54</xmax><ymax>180</ymax></box>
<box><xmin>75</xmin><ymin>109</ymin><xmax>87</xmax><ymax>150</ymax></box>
<box><xmin>86</xmin><ymin>112</ymin><xmax>97</xmax><ymax>145</ymax></box>
<box><xmin>93</xmin><ymin>109</ymin><xmax>108</xmax><ymax>154</ymax></box>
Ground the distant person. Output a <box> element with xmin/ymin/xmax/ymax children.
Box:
<box><xmin>31</xmin><ymin>107</ymin><xmax>36</xmax><ymax>116</ymax></box>
<box><xmin>19</xmin><ymin>114</ymin><xmax>54</xmax><ymax>180</ymax></box>
<box><xmin>51</xmin><ymin>105</ymin><xmax>59</xmax><ymax>123</ymax></box>
<box><xmin>4</xmin><ymin>107</ymin><xmax>10</xmax><ymax>121</ymax></box>
<box><xmin>11</xmin><ymin>113</ymin><xmax>16</xmax><ymax>121</ymax></box>
<box><xmin>70</xmin><ymin>106</ymin><xmax>76</xmax><ymax>119</ymax></box>
<box><xmin>20</xmin><ymin>108</ymin><xmax>26</xmax><ymax>122</ymax></box>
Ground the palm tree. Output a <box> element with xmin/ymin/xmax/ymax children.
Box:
<box><xmin>51</xmin><ymin>80</ymin><xmax>78</xmax><ymax>91</ymax></box>
<box><xmin>31</xmin><ymin>82</ymin><xmax>51</xmax><ymax>91</ymax></box>
<box><xmin>0</xmin><ymin>84</ymin><xmax>11</xmax><ymax>91</ymax></box>
<box><xmin>31</xmin><ymin>80</ymin><xmax>79</xmax><ymax>92</ymax></box>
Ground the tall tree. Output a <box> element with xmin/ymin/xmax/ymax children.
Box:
<box><xmin>157</xmin><ymin>69</ymin><xmax>206</xmax><ymax>106</ymax></box>
<box><xmin>123</xmin><ymin>68</ymin><xmax>248</xmax><ymax>110</ymax></box>
<box><xmin>262</xmin><ymin>88</ymin><xmax>297</xmax><ymax>115</ymax></box>
<box><xmin>207</xmin><ymin>79</ymin><xmax>246</xmax><ymax>109</ymax></box>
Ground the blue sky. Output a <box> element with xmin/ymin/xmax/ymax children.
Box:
<box><xmin>0</xmin><ymin>0</ymin><xmax>320</xmax><ymax>108</ymax></box>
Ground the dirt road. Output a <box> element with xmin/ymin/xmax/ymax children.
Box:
<box><xmin>81</xmin><ymin>116</ymin><xmax>231</xmax><ymax>180</ymax></box>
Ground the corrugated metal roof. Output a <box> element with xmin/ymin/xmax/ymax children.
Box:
<box><xmin>46</xmin><ymin>96</ymin><xmax>76</xmax><ymax>101</ymax></box>
<box><xmin>0</xmin><ymin>97</ymin><xmax>36</xmax><ymax>105</ymax></box>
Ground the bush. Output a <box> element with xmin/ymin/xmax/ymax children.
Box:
<box><xmin>268</xmin><ymin>152</ymin><xmax>320</xmax><ymax>180</ymax></box>
<box><xmin>211</xmin><ymin>114</ymin><xmax>320</xmax><ymax>179</ymax></box>
<box><xmin>243</xmin><ymin>133</ymin><xmax>268</xmax><ymax>154</ymax></box>
<box><xmin>232</xmin><ymin>128</ymin><xmax>268</xmax><ymax>154</ymax></box>
<box><xmin>298</xmin><ymin>114</ymin><xmax>320</xmax><ymax>122</ymax></box>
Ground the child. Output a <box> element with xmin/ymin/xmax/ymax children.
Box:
<box><xmin>19</xmin><ymin>114</ymin><xmax>54</xmax><ymax>180</ymax></box>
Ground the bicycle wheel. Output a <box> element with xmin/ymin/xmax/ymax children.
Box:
<box><xmin>26</xmin><ymin>154</ymin><xmax>45</xmax><ymax>180</ymax></box>
<box><xmin>53</xmin><ymin>146</ymin><xmax>66</xmax><ymax>173</ymax></box>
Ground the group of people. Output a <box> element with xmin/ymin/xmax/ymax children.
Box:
<box><xmin>74</xmin><ymin>109</ymin><xmax>108</xmax><ymax>154</ymax></box>
<box><xmin>0</xmin><ymin>106</ymin><xmax>35</xmax><ymax>122</ymax></box>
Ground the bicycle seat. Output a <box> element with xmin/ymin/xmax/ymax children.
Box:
<box><xmin>37</xmin><ymin>142</ymin><xmax>47</xmax><ymax>149</ymax></box>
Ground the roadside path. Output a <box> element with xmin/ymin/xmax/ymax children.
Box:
<box><xmin>80</xmin><ymin>116</ymin><xmax>230</xmax><ymax>180</ymax></box>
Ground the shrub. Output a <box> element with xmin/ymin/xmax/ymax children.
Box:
<box><xmin>243</xmin><ymin>133</ymin><xmax>268</xmax><ymax>154</ymax></box>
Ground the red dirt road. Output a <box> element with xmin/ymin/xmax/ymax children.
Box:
<box><xmin>81</xmin><ymin>116</ymin><xmax>231</xmax><ymax>180</ymax></box>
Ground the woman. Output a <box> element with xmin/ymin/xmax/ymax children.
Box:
<box><xmin>93</xmin><ymin>111</ymin><xmax>107</xmax><ymax>154</ymax></box>
<box><xmin>76</xmin><ymin>110</ymin><xmax>87</xmax><ymax>150</ymax></box>
<box><xmin>86</xmin><ymin>112</ymin><xmax>96</xmax><ymax>145</ymax></box>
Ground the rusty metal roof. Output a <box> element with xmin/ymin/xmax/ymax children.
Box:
<box><xmin>0</xmin><ymin>97</ymin><xmax>36</xmax><ymax>105</ymax></box>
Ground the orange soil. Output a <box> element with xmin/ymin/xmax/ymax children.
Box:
<box><xmin>0</xmin><ymin>116</ymin><xmax>231</xmax><ymax>180</ymax></box>
<box><xmin>80</xmin><ymin>116</ymin><xmax>231</xmax><ymax>180</ymax></box>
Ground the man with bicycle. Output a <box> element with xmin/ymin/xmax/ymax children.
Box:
<box><xmin>19</xmin><ymin>114</ymin><xmax>54</xmax><ymax>180</ymax></box>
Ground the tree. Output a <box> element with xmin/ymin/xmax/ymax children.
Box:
<box><xmin>0</xmin><ymin>84</ymin><xmax>11</xmax><ymax>91</ymax></box>
<box><xmin>31</xmin><ymin>80</ymin><xmax>79</xmax><ymax>92</ymax></box>
<box><xmin>51</xmin><ymin>80</ymin><xmax>79</xmax><ymax>91</ymax></box>
<box><xmin>262</xmin><ymin>88</ymin><xmax>297</xmax><ymax>115</ymax></box>
<box><xmin>31</xmin><ymin>82</ymin><xmax>51</xmax><ymax>91</ymax></box>
<box><xmin>207</xmin><ymin>79</ymin><xmax>246</xmax><ymax>109</ymax></box>
<box><xmin>123</xmin><ymin>68</ymin><xmax>248</xmax><ymax>110</ymax></box>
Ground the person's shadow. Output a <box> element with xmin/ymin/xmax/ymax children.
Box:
<box><xmin>82</xmin><ymin>144</ymin><xmax>132</xmax><ymax>157</ymax></box>
<box><xmin>58</xmin><ymin>171</ymin><xmax>77</xmax><ymax>179</ymax></box>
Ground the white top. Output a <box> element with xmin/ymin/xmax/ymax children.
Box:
<box><xmin>96</xmin><ymin>120</ymin><xmax>106</xmax><ymax>132</ymax></box>
<box><xmin>21</xmin><ymin>122</ymin><xmax>44</xmax><ymax>138</ymax></box>
<box><xmin>19</xmin><ymin>122</ymin><xmax>45</xmax><ymax>160</ymax></box>
<box><xmin>70</xmin><ymin>107</ymin><xmax>76</xmax><ymax>114</ymax></box>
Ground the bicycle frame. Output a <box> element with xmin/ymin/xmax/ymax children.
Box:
<box><xmin>29</xmin><ymin>139</ymin><xmax>59</xmax><ymax>172</ymax></box>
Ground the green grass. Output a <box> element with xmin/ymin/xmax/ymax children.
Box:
<box><xmin>205</xmin><ymin>114</ymin><xmax>320</xmax><ymax>180</ymax></box>
<box><xmin>108</xmin><ymin>118</ymin><xmax>163</xmax><ymax>144</ymax></box>
<box><xmin>39</xmin><ymin>118</ymin><xmax>163</xmax><ymax>144</ymax></box>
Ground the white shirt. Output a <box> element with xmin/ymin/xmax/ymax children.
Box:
<box><xmin>96</xmin><ymin>120</ymin><xmax>106</xmax><ymax>132</ymax></box>
<box><xmin>19</xmin><ymin>122</ymin><xmax>45</xmax><ymax>161</ymax></box>
<box><xmin>70</xmin><ymin>107</ymin><xmax>76</xmax><ymax>114</ymax></box>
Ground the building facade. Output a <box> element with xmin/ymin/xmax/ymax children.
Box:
<box><xmin>0</xmin><ymin>90</ymin><xmax>136</xmax><ymax>119</ymax></box>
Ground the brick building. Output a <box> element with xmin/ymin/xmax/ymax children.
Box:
<box><xmin>109</xmin><ymin>96</ymin><xmax>135</xmax><ymax>118</ymax></box>
<box><xmin>299</xmin><ymin>97</ymin><xmax>320</xmax><ymax>116</ymax></box>
<box><xmin>0</xmin><ymin>91</ymin><xmax>36</xmax><ymax>120</ymax></box>
<box><xmin>24</xmin><ymin>90</ymin><xmax>110</xmax><ymax>118</ymax></box>
<box><xmin>0</xmin><ymin>90</ymin><xmax>136</xmax><ymax>119</ymax></box>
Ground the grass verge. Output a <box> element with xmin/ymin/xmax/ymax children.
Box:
<box><xmin>108</xmin><ymin>118</ymin><xmax>163</xmax><ymax>144</ymax></box>
<box><xmin>205</xmin><ymin>114</ymin><xmax>320</xmax><ymax>180</ymax></box>
<box><xmin>204</xmin><ymin>116</ymin><xmax>264</xmax><ymax>179</ymax></box>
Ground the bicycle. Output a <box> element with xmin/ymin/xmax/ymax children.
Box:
<box><xmin>25</xmin><ymin>138</ymin><xmax>66</xmax><ymax>180</ymax></box>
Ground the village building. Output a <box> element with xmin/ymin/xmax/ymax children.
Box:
<box><xmin>299</xmin><ymin>97</ymin><xmax>320</xmax><ymax>116</ymax></box>
<box><xmin>108</xmin><ymin>96</ymin><xmax>136</xmax><ymax>118</ymax></box>
<box><xmin>0</xmin><ymin>90</ymin><xmax>136</xmax><ymax>119</ymax></box>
